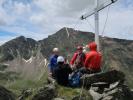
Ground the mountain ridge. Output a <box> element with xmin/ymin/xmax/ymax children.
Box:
<box><xmin>0</xmin><ymin>27</ymin><xmax>133</xmax><ymax>87</ymax></box>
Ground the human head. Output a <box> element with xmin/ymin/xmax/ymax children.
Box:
<box><xmin>88</xmin><ymin>42</ymin><xmax>97</xmax><ymax>51</ymax></box>
<box><xmin>53</xmin><ymin>48</ymin><xmax>59</xmax><ymax>55</ymax></box>
<box><xmin>77</xmin><ymin>46</ymin><xmax>83</xmax><ymax>53</ymax></box>
<box><xmin>83</xmin><ymin>49</ymin><xmax>87</xmax><ymax>53</ymax></box>
<box><xmin>57</xmin><ymin>56</ymin><xmax>64</xmax><ymax>64</ymax></box>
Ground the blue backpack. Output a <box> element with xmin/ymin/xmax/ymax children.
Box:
<box><xmin>69</xmin><ymin>71</ymin><xmax>81</xmax><ymax>87</ymax></box>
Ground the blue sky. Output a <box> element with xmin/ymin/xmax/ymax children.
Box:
<box><xmin>0</xmin><ymin>0</ymin><xmax>133</xmax><ymax>45</ymax></box>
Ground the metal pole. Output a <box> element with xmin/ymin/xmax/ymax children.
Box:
<box><xmin>95</xmin><ymin>0</ymin><xmax>100</xmax><ymax>51</ymax></box>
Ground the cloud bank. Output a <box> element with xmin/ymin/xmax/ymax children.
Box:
<box><xmin>0</xmin><ymin>0</ymin><xmax>133</xmax><ymax>45</ymax></box>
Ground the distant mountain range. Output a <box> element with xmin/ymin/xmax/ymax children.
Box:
<box><xmin>0</xmin><ymin>27</ymin><xmax>133</xmax><ymax>87</ymax></box>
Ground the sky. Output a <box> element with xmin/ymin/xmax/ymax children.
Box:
<box><xmin>0</xmin><ymin>0</ymin><xmax>133</xmax><ymax>45</ymax></box>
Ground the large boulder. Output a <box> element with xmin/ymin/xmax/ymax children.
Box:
<box><xmin>18</xmin><ymin>89</ymin><xmax>32</xmax><ymax>100</ymax></box>
<box><xmin>89</xmin><ymin>84</ymin><xmax>133</xmax><ymax>100</ymax></box>
<box><xmin>80</xmin><ymin>70</ymin><xmax>125</xmax><ymax>89</ymax></box>
<box><xmin>79</xmin><ymin>70</ymin><xmax>133</xmax><ymax>100</ymax></box>
<box><xmin>32</xmin><ymin>84</ymin><xmax>57</xmax><ymax>100</ymax></box>
<box><xmin>0</xmin><ymin>85</ymin><xmax>15</xmax><ymax>100</ymax></box>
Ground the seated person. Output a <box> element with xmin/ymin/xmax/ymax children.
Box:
<box><xmin>81</xmin><ymin>42</ymin><xmax>102</xmax><ymax>74</ymax></box>
<box><xmin>48</xmin><ymin>48</ymin><xmax>59</xmax><ymax>77</ymax></box>
<box><xmin>53</xmin><ymin>56</ymin><xmax>72</xmax><ymax>86</ymax></box>
<box><xmin>70</xmin><ymin>46</ymin><xmax>86</xmax><ymax>70</ymax></box>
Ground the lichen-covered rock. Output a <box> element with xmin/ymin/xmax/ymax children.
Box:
<box><xmin>80</xmin><ymin>70</ymin><xmax>125</xmax><ymax>89</ymax></box>
<box><xmin>0</xmin><ymin>85</ymin><xmax>15</xmax><ymax>100</ymax></box>
<box><xmin>53</xmin><ymin>98</ymin><xmax>65</xmax><ymax>100</ymax></box>
<box><xmin>79</xmin><ymin>70</ymin><xmax>133</xmax><ymax>100</ymax></box>
<box><xmin>18</xmin><ymin>89</ymin><xmax>32</xmax><ymax>100</ymax></box>
<box><xmin>32</xmin><ymin>84</ymin><xmax>57</xmax><ymax>100</ymax></box>
<box><xmin>89</xmin><ymin>84</ymin><xmax>133</xmax><ymax>100</ymax></box>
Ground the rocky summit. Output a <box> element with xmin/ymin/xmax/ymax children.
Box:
<box><xmin>0</xmin><ymin>27</ymin><xmax>133</xmax><ymax>100</ymax></box>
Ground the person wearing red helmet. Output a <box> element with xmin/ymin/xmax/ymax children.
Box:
<box><xmin>70</xmin><ymin>46</ymin><xmax>86</xmax><ymax>70</ymax></box>
<box><xmin>83</xmin><ymin>42</ymin><xmax>102</xmax><ymax>73</ymax></box>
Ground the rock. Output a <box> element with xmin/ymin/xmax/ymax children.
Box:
<box><xmin>104</xmin><ymin>84</ymin><xmax>133</xmax><ymax>100</ymax></box>
<box><xmin>72</xmin><ymin>95</ymin><xmax>88</xmax><ymax>100</ymax></box>
<box><xmin>118</xmin><ymin>85</ymin><xmax>133</xmax><ymax>100</ymax></box>
<box><xmin>0</xmin><ymin>85</ymin><xmax>15</xmax><ymax>100</ymax></box>
<box><xmin>53</xmin><ymin>98</ymin><xmax>65</xmax><ymax>100</ymax></box>
<box><xmin>47</xmin><ymin>77</ymin><xmax>56</xmax><ymax>85</ymax></box>
<box><xmin>102</xmin><ymin>96</ymin><xmax>113</xmax><ymax>100</ymax></box>
<box><xmin>89</xmin><ymin>89</ymin><xmax>102</xmax><ymax>100</ymax></box>
<box><xmin>32</xmin><ymin>84</ymin><xmax>57</xmax><ymax>100</ymax></box>
<box><xmin>18</xmin><ymin>89</ymin><xmax>32</xmax><ymax>100</ymax></box>
<box><xmin>72</xmin><ymin>92</ymin><xmax>93</xmax><ymax>100</ymax></box>
<box><xmin>102</xmin><ymin>88</ymin><xmax>118</xmax><ymax>99</ymax></box>
<box><xmin>80</xmin><ymin>70</ymin><xmax>125</xmax><ymax>89</ymax></box>
<box><xmin>91</xmin><ymin>82</ymin><xmax>110</xmax><ymax>94</ymax></box>
<box><xmin>79</xmin><ymin>70</ymin><xmax>133</xmax><ymax>100</ymax></box>
<box><xmin>89</xmin><ymin>83</ymin><xmax>133</xmax><ymax>100</ymax></box>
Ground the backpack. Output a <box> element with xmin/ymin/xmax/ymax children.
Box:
<box><xmin>69</xmin><ymin>71</ymin><xmax>81</xmax><ymax>87</ymax></box>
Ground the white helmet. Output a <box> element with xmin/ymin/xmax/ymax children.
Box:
<box><xmin>53</xmin><ymin>48</ymin><xmax>59</xmax><ymax>52</ymax></box>
<box><xmin>57</xmin><ymin>56</ymin><xmax>64</xmax><ymax>63</ymax></box>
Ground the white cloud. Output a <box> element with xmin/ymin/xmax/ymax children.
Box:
<box><xmin>13</xmin><ymin>2</ymin><xmax>31</xmax><ymax>15</ymax></box>
<box><xmin>0</xmin><ymin>25</ymin><xmax>48</xmax><ymax>40</ymax></box>
<box><xmin>0</xmin><ymin>0</ymin><xmax>133</xmax><ymax>45</ymax></box>
<box><xmin>97</xmin><ymin>1</ymin><xmax>133</xmax><ymax>39</ymax></box>
<box><xmin>0</xmin><ymin>0</ymin><xmax>8</xmax><ymax>26</ymax></box>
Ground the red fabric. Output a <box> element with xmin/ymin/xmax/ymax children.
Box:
<box><xmin>84</xmin><ymin>42</ymin><xmax>102</xmax><ymax>70</ymax></box>
<box><xmin>70</xmin><ymin>52</ymin><xmax>85</xmax><ymax>66</ymax></box>
<box><xmin>70</xmin><ymin>53</ymin><xmax>78</xmax><ymax>65</ymax></box>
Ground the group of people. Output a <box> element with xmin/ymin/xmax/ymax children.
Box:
<box><xmin>48</xmin><ymin>42</ymin><xmax>102</xmax><ymax>87</ymax></box>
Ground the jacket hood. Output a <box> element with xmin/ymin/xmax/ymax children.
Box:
<box><xmin>88</xmin><ymin>42</ymin><xmax>97</xmax><ymax>51</ymax></box>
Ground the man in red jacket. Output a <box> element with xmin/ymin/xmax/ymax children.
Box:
<box><xmin>83</xmin><ymin>42</ymin><xmax>102</xmax><ymax>74</ymax></box>
<box><xmin>70</xmin><ymin>46</ymin><xmax>86</xmax><ymax>69</ymax></box>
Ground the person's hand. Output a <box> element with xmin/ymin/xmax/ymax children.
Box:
<box><xmin>71</xmin><ymin>66</ymin><xmax>76</xmax><ymax>71</ymax></box>
<box><xmin>70</xmin><ymin>65</ymin><xmax>73</xmax><ymax>69</ymax></box>
<box><xmin>49</xmin><ymin>72</ymin><xmax>52</xmax><ymax>77</ymax></box>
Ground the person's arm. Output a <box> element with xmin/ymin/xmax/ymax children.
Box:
<box><xmin>68</xmin><ymin>65</ymin><xmax>73</xmax><ymax>74</ymax></box>
<box><xmin>65</xmin><ymin>64</ymin><xmax>73</xmax><ymax>74</ymax></box>
<box><xmin>70</xmin><ymin>53</ymin><xmax>77</xmax><ymax>65</ymax></box>
<box><xmin>48</xmin><ymin>57</ymin><xmax>53</xmax><ymax>76</ymax></box>
<box><xmin>84</xmin><ymin>53</ymin><xmax>92</xmax><ymax>68</ymax></box>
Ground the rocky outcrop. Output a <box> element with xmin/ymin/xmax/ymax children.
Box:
<box><xmin>32</xmin><ymin>84</ymin><xmax>57</xmax><ymax>100</ymax></box>
<box><xmin>80</xmin><ymin>70</ymin><xmax>125</xmax><ymax>89</ymax></box>
<box><xmin>0</xmin><ymin>85</ymin><xmax>15</xmax><ymax>100</ymax></box>
<box><xmin>0</xmin><ymin>70</ymin><xmax>131</xmax><ymax>100</ymax></box>
<box><xmin>89</xmin><ymin>82</ymin><xmax>133</xmax><ymax>100</ymax></box>
<box><xmin>18</xmin><ymin>89</ymin><xmax>32</xmax><ymax>100</ymax></box>
<box><xmin>32</xmin><ymin>70</ymin><xmax>133</xmax><ymax>100</ymax></box>
<box><xmin>80</xmin><ymin>70</ymin><xmax>133</xmax><ymax>100</ymax></box>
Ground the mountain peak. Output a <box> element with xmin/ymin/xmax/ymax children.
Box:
<box><xmin>0</xmin><ymin>36</ymin><xmax>38</xmax><ymax>61</ymax></box>
<box><xmin>16</xmin><ymin>35</ymin><xmax>26</xmax><ymax>40</ymax></box>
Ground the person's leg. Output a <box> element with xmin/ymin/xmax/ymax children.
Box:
<box><xmin>47</xmin><ymin>76</ymin><xmax>56</xmax><ymax>85</ymax></box>
<box><xmin>91</xmin><ymin>69</ymin><xmax>101</xmax><ymax>74</ymax></box>
<box><xmin>79</xmin><ymin>67</ymin><xmax>91</xmax><ymax>74</ymax></box>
